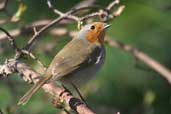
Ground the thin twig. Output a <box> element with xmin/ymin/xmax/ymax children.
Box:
<box><xmin>47</xmin><ymin>0</ymin><xmax>64</xmax><ymax>16</ymax></box>
<box><xmin>21</xmin><ymin>49</ymin><xmax>46</xmax><ymax>71</ymax></box>
<box><xmin>113</xmin><ymin>5</ymin><xmax>125</xmax><ymax>17</ymax></box>
<box><xmin>106</xmin><ymin>0</ymin><xmax>120</xmax><ymax>10</ymax></box>
<box><xmin>0</xmin><ymin>28</ymin><xmax>20</xmax><ymax>54</ymax></box>
<box><xmin>24</xmin><ymin>16</ymin><xmax>64</xmax><ymax>51</ymax></box>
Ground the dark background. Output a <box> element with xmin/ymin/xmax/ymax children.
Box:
<box><xmin>0</xmin><ymin>0</ymin><xmax>171</xmax><ymax>114</ymax></box>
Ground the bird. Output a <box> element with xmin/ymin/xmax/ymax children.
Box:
<box><xmin>18</xmin><ymin>22</ymin><xmax>111</xmax><ymax>105</ymax></box>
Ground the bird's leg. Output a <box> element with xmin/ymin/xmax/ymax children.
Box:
<box><xmin>71</xmin><ymin>82</ymin><xmax>88</xmax><ymax>106</ymax></box>
<box><xmin>61</xmin><ymin>84</ymin><xmax>72</xmax><ymax>96</ymax></box>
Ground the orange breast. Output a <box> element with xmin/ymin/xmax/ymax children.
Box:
<box><xmin>85</xmin><ymin>22</ymin><xmax>105</xmax><ymax>44</ymax></box>
<box><xmin>86</xmin><ymin>29</ymin><xmax>105</xmax><ymax>44</ymax></box>
<box><xmin>86</xmin><ymin>30</ymin><xmax>99</xmax><ymax>43</ymax></box>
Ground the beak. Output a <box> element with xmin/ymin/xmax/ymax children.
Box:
<box><xmin>103</xmin><ymin>24</ymin><xmax>111</xmax><ymax>30</ymax></box>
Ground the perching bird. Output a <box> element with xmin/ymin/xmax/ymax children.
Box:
<box><xmin>18</xmin><ymin>22</ymin><xmax>110</xmax><ymax>105</ymax></box>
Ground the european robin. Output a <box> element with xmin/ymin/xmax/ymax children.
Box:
<box><xmin>18</xmin><ymin>22</ymin><xmax>110</xmax><ymax>105</ymax></box>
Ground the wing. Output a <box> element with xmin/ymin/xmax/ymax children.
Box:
<box><xmin>45</xmin><ymin>39</ymin><xmax>102</xmax><ymax>80</ymax></box>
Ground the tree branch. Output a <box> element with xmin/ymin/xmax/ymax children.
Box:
<box><xmin>105</xmin><ymin>38</ymin><xmax>171</xmax><ymax>83</ymax></box>
<box><xmin>24</xmin><ymin>0</ymin><xmax>123</xmax><ymax>52</ymax></box>
<box><xmin>0</xmin><ymin>59</ymin><xmax>95</xmax><ymax>114</ymax></box>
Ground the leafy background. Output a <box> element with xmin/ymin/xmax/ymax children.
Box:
<box><xmin>0</xmin><ymin>0</ymin><xmax>171</xmax><ymax>114</ymax></box>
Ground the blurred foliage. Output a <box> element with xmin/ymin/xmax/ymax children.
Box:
<box><xmin>0</xmin><ymin>0</ymin><xmax>171</xmax><ymax>114</ymax></box>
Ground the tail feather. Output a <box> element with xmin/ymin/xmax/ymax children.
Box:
<box><xmin>18</xmin><ymin>78</ymin><xmax>47</xmax><ymax>105</ymax></box>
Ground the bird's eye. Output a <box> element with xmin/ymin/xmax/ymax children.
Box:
<box><xmin>90</xmin><ymin>25</ymin><xmax>95</xmax><ymax>30</ymax></box>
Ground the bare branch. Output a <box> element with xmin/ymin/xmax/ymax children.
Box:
<box><xmin>24</xmin><ymin>16</ymin><xmax>64</xmax><ymax>51</ymax></box>
<box><xmin>0</xmin><ymin>28</ymin><xmax>20</xmax><ymax>54</ymax></box>
<box><xmin>47</xmin><ymin>0</ymin><xmax>64</xmax><ymax>16</ymax></box>
<box><xmin>0</xmin><ymin>59</ymin><xmax>95</xmax><ymax>114</ymax></box>
<box><xmin>0</xmin><ymin>29</ymin><xmax>21</xmax><ymax>40</ymax></box>
<box><xmin>106</xmin><ymin>0</ymin><xmax>120</xmax><ymax>10</ymax></box>
<box><xmin>105</xmin><ymin>38</ymin><xmax>171</xmax><ymax>83</ymax></box>
<box><xmin>113</xmin><ymin>5</ymin><xmax>125</xmax><ymax>17</ymax></box>
<box><xmin>20</xmin><ymin>49</ymin><xmax>47</xmax><ymax>71</ymax></box>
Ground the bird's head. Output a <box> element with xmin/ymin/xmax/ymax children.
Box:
<box><xmin>77</xmin><ymin>22</ymin><xmax>110</xmax><ymax>44</ymax></box>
